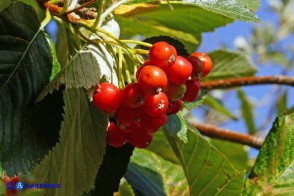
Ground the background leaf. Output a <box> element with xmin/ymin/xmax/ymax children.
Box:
<box><xmin>38</xmin><ymin>42</ymin><xmax>118</xmax><ymax>101</ymax></box>
<box><xmin>0</xmin><ymin>2</ymin><xmax>61</xmax><ymax>175</ymax></box>
<box><xmin>92</xmin><ymin>143</ymin><xmax>134</xmax><ymax>195</ymax></box>
<box><xmin>146</xmin><ymin>130</ymin><xmax>179</xmax><ymax>164</ymax></box>
<box><xmin>33</xmin><ymin>88</ymin><xmax>108</xmax><ymax>196</ymax></box>
<box><xmin>164</xmin><ymin>125</ymin><xmax>245</xmax><ymax>195</ymax></box>
<box><xmin>125</xmin><ymin>148</ymin><xmax>188</xmax><ymax>195</ymax></box>
<box><xmin>277</xmin><ymin>91</ymin><xmax>288</xmax><ymax>114</ymax></box>
<box><xmin>115</xmin><ymin>4</ymin><xmax>234</xmax><ymax>52</ymax></box>
<box><xmin>181</xmin><ymin>0</ymin><xmax>259</xmax><ymax>22</ymax></box>
<box><xmin>204</xmin><ymin>50</ymin><xmax>257</xmax><ymax>81</ymax></box>
<box><xmin>203</xmin><ymin>96</ymin><xmax>238</xmax><ymax>120</ymax></box>
<box><xmin>244</xmin><ymin>113</ymin><xmax>294</xmax><ymax>195</ymax></box>
<box><xmin>237</xmin><ymin>89</ymin><xmax>256</xmax><ymax>134</ymax></box>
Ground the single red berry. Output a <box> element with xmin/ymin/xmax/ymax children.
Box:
<box><xmin>139</xmin><ymin>113</ymin><xmax>167</xmax><ymax>134</ymax></box>
<box><xmin>182</xmin><ymin>79</ymin><xmax>201</xmax><ymax>102</ymax></box>
<box><xmin>142</xmin><ymin>92</ymin><xmax>169</xmax><ymax>117</ymax></box>
<box><xmin>164</xmin><ymin>82</ymin><xmax>186</xmax><ymax>101</ymax></box>
<box><xmin>166</xmin><ymin>56</ymin><xmax>193</xmax><ymax>85</ymax></box>
<box><xmin>2</xmin><ymin>174</ymin><xmax>10</xmax><ymax>183</ymax></box>
<box><xmin>107</xmin><ymin>123</ymin><xmax>127</xmax><ymax>147</ymax></box>
<box><xmin>186</xmin><ymin>55</ymin><xmax>204</xmax><ymax>79</ymax></box>
<box><xmin>167</xmin><ymin>100</ymin><xmax>183</xmax><ymax>114</ymax></box>
<box><xmin>127</xmin><ymin>124</ymin><xmax>153</xmax><ymax>148</ymax></box>
<box><xmin>149</xmin><ymin>41</ymin><xmax>177</xmax><ymax>70</ymax></box>
<box><xmin>115</xmin><ymin>105</ymin><xmax>140</xmax><ymax>126</ymax></box>
<box><xmin>93</xmin><ymin>82</ymin><xmax>122</xmax><ymax>113</ymax></box>
<box><xmin>189</xmin><ymin>52</ymin><xmax>213</xmax><ymax>77</ymax></box>
<box><xmin>122</xmin><ymin>83</ymin><xmax>144</xmax><ymax>108</ymax></box>
<box><xmin>138</xmin><ymin>65</ymin><xmax>168</xmax><ymax>94</ymax></box>
<box><xmin>10</xmin><ymin>176</ymin><xmax>20</xmax><ymax>184</ymax></box>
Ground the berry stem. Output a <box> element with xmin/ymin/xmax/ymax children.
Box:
<box><xmin>133</xmin><ymin>49</ymin><xmax>149</xmax><ymax>55</ymax></box>
<box><xmin>191</xmin><ymin>122</ymin><xmax>264</xmax><ymax>149</ymax></box>
<box><xmin>201</xmin><ymin>75</ymin><xmax>294</xmax><ymax>90</ymax></box>
<box><xmin>92</xmin><ymin>0</ymin><xmax>105</xmax><ymax>28</ymax></box>
<box><xmin>118</xmin><ymin>47</ymin><xmax>125</xmax><ymax>89</ymax></box>
<box><xmin>122</xmin><ymin>57</ymin><xmax>132</xmax><ymax>84</ymax></box>
<box><xmin>60</xmin><ymin>0</ymin><xmax>69</xmax><ymax>14</ymax></box>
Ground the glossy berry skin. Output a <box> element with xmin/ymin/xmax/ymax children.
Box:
<box><xmin>149</xmin><ymin>41</ymin><xmax>177</xmax><ymax>70</ymax></box>
<box><xmin>190</xmin><ymin>52</ymin><xmax>213</xmax><ymax>77</ymax></box>
<box><xmin>142</xmin><ymin>92</ymin><xmax>169</xmax><ymax>117</ymax></box>
<box><xmin>182</xmin><ymin>79</ymin><xmax>201</xmax><ymax>102</ymax></box>
<box><xmin>127</xmin><ymin>124</ymin><xmax>153</xmax><ymax>148</ymax></box>
<box><xmin>167</xmin><ymin>99</ymin><xmax>183</xmax><ymax>114</ymax></box>
<box><xmin>122</xmin><ymin>83</ymin><xmax>144</xmax><ymax>108</ymax></box>
<box><xmin>93</xmin><ymin>83</ymin><xmax>122</xmax><ymax>113</ymax></box>
<box><xmin>115</xmin><ymin>105</ymin><xmax>140</xmax><ymax>126</ymax></box>
<box><xmin>138</xmin><ymin>65</ymin><xmax>168</xmax><ymax>94</ymax></box>
<box><xmin>166</xmin><ymin>56</ymin><xmax>193</xmax><ymax>85</ymax></box>
<box><xmin>139</xmin><ymin>113</ymin><xmax>168</xmax><ymax>134</ymax></box>
<box><xmin>186</xmin><ymin>55</ymin><xmax>204</xmax><ymax>79</ymax></box>
<box><xmin>164</xmin><ymin>82</ymin><xmax>186</xmax><ymax>101</ymax></box>
<box><xmin>107</xmin><ymin>123</ymin><xmax>127</xmax><ymax>147</ymax></box>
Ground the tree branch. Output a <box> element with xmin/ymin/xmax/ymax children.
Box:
<box><xmin>201</xmin><ymin>75</ymin><xmax>294</xmax><ymax>90</ymax></box>
<box><xmin>191</xmin><ymin>122</ymin><xmax>264</xmax><ymax>149</ymax></box>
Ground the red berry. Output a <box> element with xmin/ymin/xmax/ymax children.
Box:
<box><xmin>139</xmin><ymin>113</ymin><xmax>167</xmax><ymax>134</ymax></box>
<box><xmin>182</xmin><ymin>79</ymin><xmax>201</xmax><ymax>102</ymax></box>
<box><xmin>143</xmin><ymin>92</ymin><xmax>169</xmax><ymax>117</ymax></box>
<box><xmin>149</xmin><ymin>41</ymin><xmax>177</xmax><ymax>70</ymax></box>
<box><xmin>138</xmin><ymin>65</ymin><xmax>168</xmax><ymax>94</ymax></box>
<box><xmin>167</xmin><ymin>100</ymin><xmax>183</xmax><ymax>114</ymax></box>
<box><xmin>2</xmin><ymin>174</ymin><xmax>10</xmax><ymax>183</ymax></box>
<box><xmin>107</xmin><ymin>123</ymin><xmax>127</xmax><ymax>147</ymax></box>
<box><xmin>122</xmin><ymin>83</ymin><xmax>144</xmax><ymax>108</ymax></box>
<box><xmin>10</xmin><ymin>176</ymin><xmax>20</xmax><ymax>184</ymax></box>
<box><xmin>189</xmin><ymin>52</ymin><xmax>213</xmax><ymax>77</ymax></box>
<box><xmin>115</xmin><ymin>105</ymin><xmax>140</xmax><ymax>126</ymax></box>
<box><xmin>127</xmin><ymin>124</ymin><xmax>153</xmax><ymax>148</ymax></box>
<box><xmin>93</xmin><ymin>82</ymin><xmax>122</xmax><ymax>113</ymax></box>
<box><xmin>164</xmin><ymin>82</ymin><xmax>186</xmax><ymax>101</ymax></box>
<box><xmin>166</xmin><ymin>56</ymin><xmax>193</xmax><ymax>85</ymax></box>
<box><xmin>186</xmin><ymin>55</ymin><xmax>204</xmax><ymax>79</ymax></box>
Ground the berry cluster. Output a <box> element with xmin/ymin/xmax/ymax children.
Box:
<box><xmin>92</xmin><ymin>41</ymin><xmax>212</xmax><ymax>148</ymax></box>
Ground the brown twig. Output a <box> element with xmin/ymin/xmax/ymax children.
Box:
<box><xmin>191</xmin><ymin>122</ymin><xmax>264</xmax><ymax>149</ymax></box>
<box><xmin>201</xmin><ymin>75</ymin><xmax>294</xmax><ymax>90</ymax></box>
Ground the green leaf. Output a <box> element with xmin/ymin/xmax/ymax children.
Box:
<box><xmin>32</xmin><ymin>88</ymin><xmax>108</xmax><ymax>196</ymax></box>
<box><xmin>45</xmin><ymin>34</ymin><xmax>61</xmax><ymax>80</ymax></box>
<box><xmin>115</xmin><ymin>3</ymin><xmax>235</xmax><ymax>52</ymax></box>
<box><xmin>164</xmin><ymin>125</ymin><xmax>245</xmax><ymax>195</ymax></box>
<box><xmin>125</xmin><ymin>149</ymin><xmax>188</xmax><ymax>195</ymax></box>
<box><xmin>164</xmin><ymin>114</ymin><xmax>188</xmax><ymax>143</ymax></box>
<box><xmin>277</xmin><ymin>91</ymin><xmax>288</xmax><ymax>114</ymax></box>
<box><xmin>205</xmin><ymin>50</ymin><xmax>257</xmax><ymax>81</ymax></box>
<box><xmin>92</xmin><ymin>144</ymin><xmax>134</xmax><ymax>195</ymax></box>
<box><xmin>244</xmin><ymin>113</ymin><xmax>294</xmax><ymax>195</ymax></box>
<box><xmin>118</xmin><ymin>178</ymin><xmax>135</xmax><ymax>196</ymax></box>
<box><xmin>204</xmin><ymin>96</ymin><xmax>238</xmax><ymax>121</ymax></box>
<box><xmin>236</xmin><ymin>0</ymin><xmax>260</xmax><ymax>12</ymax></box>
<box><xmin>0</xmin><ymin>2</ymin><xmax>62</xmax><ymax>175</ymax></box>
<box><xmin>181</xmin><ymin>0</ymin><xmax>259</xmax><ymax>22</ymax></box>
<box><xmin>211</xmin><ymin>139</ymin><xmax>248</xmax><ymax>171</ymax></box>
<box><xmin>237</xmin><ymin>89</ymin><xmax>256</xmax><ymax>134</ymax></box>
<box><xmin>37</xmin><ymin>43</ymin><xmax>118</xmax><ymax>101</ymax></box>
<box><xmin>146</xmin><ymin>130</ymin><xmax>179</xmax><ymax>164</ymax></box>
